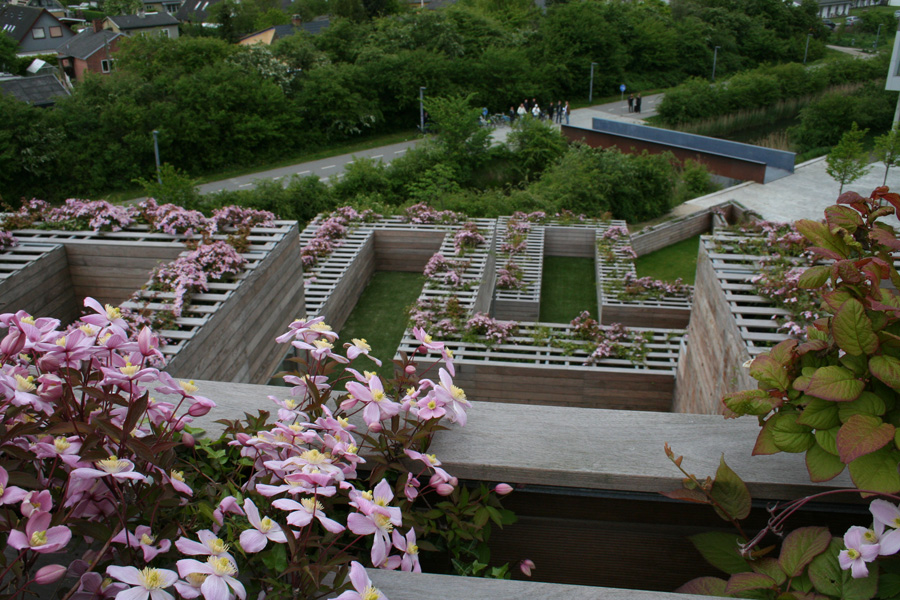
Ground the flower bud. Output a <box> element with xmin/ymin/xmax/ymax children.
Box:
<box><xmin>435</xmin><ymin>483</ymin><xmax>454</xmax><ymax>496</ymax></box>
<box><xmin>369</xmin><ymin>422</ymin><xmax>383</xmax><ymax>433</ymax></box>
<box><xmin>34</xmin><ymin>564</ymin><xmax>67</xmax><ymax>584</ymax></box>
<box><xmin>181</xmin><ymin>432</ymin><xmax>196</xmax><ymax>448</ymax></box>
<box><xmin>519</xmin><ymin>559</ymin><xmax>535</xmax><ymax>577</ymax></box>
<box><xmin>493</xmin><ymin>483</ymin><xmax>513</xmax><ymax>496</ymax></box>
<box><xmin>404</xmin><ymin>365</ymin><xmax>416</xmax><ymax>375</ymax></box>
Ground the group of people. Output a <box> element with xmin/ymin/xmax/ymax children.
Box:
<box><xmin>511</xmin><ymin>99</ymin><xmax>570</xmax><ymax>124</ymax></box>
<box><xmin>627</xmin><ymin>93</ymin><xmax>643</xmax><ymax>114</ymax></box>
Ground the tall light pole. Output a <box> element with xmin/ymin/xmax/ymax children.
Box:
<box><xmin>803</xmin><ymin>33</ymin><xmax>811</xmax><ymax>64</ymax></box>
<box><xmin>875</xmin><ymin>23</ymin><xmax>883</xmax><ymax>50</ymax></box>
<box><xmin>711</xmin><ymin>46</ymin><xmax>720</xmax><ymax>81</ymax></box>
<box><xmin>419</xmin><ymin>86</ymin><xmax>426</xmax><ymax>134</ymax></box>
<box><xmin>152</xmin><ymin>130</ymin><xmax>161</xmax><ymax>185</ymax></box>
<box><xmin>589</xmin><ymin>62</ymin><xmax>597</xmax><ymax>104</ymax></box>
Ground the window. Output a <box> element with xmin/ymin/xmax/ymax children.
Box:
<box><xmin>32</xmin><ymin>27</ymin><xmax>45</xmax><ymax>39</ymax></box>
<box><xmin>49</xmin><ymin>26</ymin><xmax>62</xmax><ymax>37</ymax></box>
<box><xmin>160</xmin><ymin>28</ymin><xmax>169</xmax><ymax>37</ymax></box>
<box><xmin>101</xmin><ymin>59</ymin><xmax>112</xmax><ymax>73</ymax></box>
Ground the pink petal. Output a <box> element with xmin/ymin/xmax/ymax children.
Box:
<box><xmin>201</xmin><ymin>575</ymin><xmax>230</xmax><ymax>600</ymax></box>
<box><xmin>239</xmin><ymin>530</ymin><xmax>267</xmax><ymax>554</ymax></box>
<box><xmin>107</xmin><ymin>566</ymin><xmax>143</xmax><ymax>586</ymax></box>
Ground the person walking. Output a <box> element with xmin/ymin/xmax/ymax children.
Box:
<box><xmin>532</xmin><ymin>103</ymin><xmax>541</xmax><ymax>119</ymax></box>
<box><xmin>564</xmin><ymin>101</ymin><xmax>570</xmax><ymax>125</ymax></box>
<box><xmin>547</xmin><ymin>102</ymin><xmax>555</xmax><ymax>123</ymax></box>
<box><xmin>517</xmin><ymin>103</ymin><xmax>527</xmax><ymax>119</ymax></box>
<box><xmin>634</xmin><ymin>93</ymin><xmax>642</xmax><ymax>114</ymax></box>
<box><xmin>524</xmin><ymin>98</ymin><xmax>532</xmax><ymax>113</ymax></box>
<box><xmin>627</xmin><ymin>94</ymin><xmax>634</xmax><ymax>113</ymax></box>
<box><xmin>509</xmin><ymin>105</ymin><xmax>517</xmax><ymax>123</ymax></box>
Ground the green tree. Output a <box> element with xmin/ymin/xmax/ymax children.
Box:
<box><xmin>873</xmin><ymin>125</ymin><xmax>900</xmax><ymax>186</ymax></box>
<box><xmin>102</xmin><ymin>0</ymin><xmax>141</xmax><ymax>14</ymax></box>
<box><xmin>504</xmin><ymin>117</ymin><xmax>568</xmax><ymax>180</ymax></box>
<box><xmin>0</xmin><ymin>32</ymin><xmax>26</xmax><ymax>75</ymax></box>
<box><xmin>424</xmin><ymin>93</ymin><xmax>491</xmax><ymax>180</ymax></box>
<box><xmin>826</xmin><ymin>122</ymin><xmax>871</xmax><ymax>194</ymax></box>
<box><xmin>135</xmin><ymin>163</ymin><xmax>201</xmax><ymax>209</ymax></box>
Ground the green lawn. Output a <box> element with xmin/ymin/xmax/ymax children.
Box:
<box><xmin>634</xmin><ymin>234</ymin><xmax>701</xmax><ymax>285</ymax></box>
<box><xmin>337</xmin><ymin>271</ymin><xmax>426</xmax><ymax>379</ymax></box>
<box><xmin>539</xmin><ymin>256</ymin><xmax>597</xmax><ymax>323</ymax></box>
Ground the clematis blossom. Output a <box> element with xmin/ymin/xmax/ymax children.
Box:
<box><xmin>8</xmin><ymin>510</ymin><xmax>72</xmax><ymax>553</ymax></box>
<box><xmin>239</xmin><ymin>498</ymin><xmax>287</xmax><ymax>553</ymax></box>
<box><xmin>106</xmin><ymin>565</ymin><xmax>178</xmax><ymax>600</ymax></box>
<box><xmin>176</xmin><ymin>556</ymin><xmax>246</xmax><ymax>600</ymax></box>
<box><xmin>840</xmin><ymin>526</ymin><xmax>880</xmax><ymax>578</ymax></box>
<box><xmin>335</xmin><ymin>561</ymin><xmax>389</xmax><ymax>600</ymax></box>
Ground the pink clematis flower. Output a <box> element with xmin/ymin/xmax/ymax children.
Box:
<box><xmin>8</xmin><ymin>511</ymin><xmax>72</xmax><ymax>553</ymax></box>
<box><xmin>112</xmin><ymin>525</ymin><xmax>172</xmax><ymax>562</ymax></box>
<box><xmin>840</xmin><ymin>526</ymin><xmax>880</xmax><ymax>578</ymax></box>
<box><xmin>392</xmin><ymin>529</ymin><xmax>421</xmax><ymax>573</ymax></box>
<box><xmin>344</xmin><ymin>378</ymin><xmax>401</xmax><ymax>429</ymax></box>
<box><xmin>71</xmin><ymin>456</ymin><xmax>147</xmax><ymax>482</ymax></box>
<box><xmin>272</xmin><ymin>496</ymin><xmax>345</xmax><ymax>533</ymax></box>
<box><xmin>176</xmin><ymin>556</ymin><xmax>246</xmax><ymax>600</ymax></box>
<box><xmin>106</xmin><ymin>565</ymin><xmax>178</xmax><ymax>600</ymax></box>
<box><xmin>413</xmin><ymin>327</ymin><xmax>444</xmax><ymax>353</ymax></box>
<box><xmin>335</xmin><ymin>561</ymin><xmax>389</xmax><ymax>600</ymax></box>
<box><xmin>344</xmin><ymin>338</ymin><xmax>382</xmax><ymax>366</ymax></box>
<box><xmin>82</xmin><ymin>297</ymin><xmax>129</xmax><ymax>331</ymax></box>
<box><xmin>0</xmin><ymin>466</ymin><xmax>28</xmax><ymax>506</ymax></box>
<box><xmin>20</xmin><ymin>490</ymin><xmax>52</xmax><ymax>517</ymax></box>
<box><xmin>415</xmin><ymin>392</ymin><xmax>446</xmax><ymax>421</ymax></box>
<box><xmin>432</xmin><ymin>368</ymin><xmax>470</xmax><ymax>426</ymax></box>
<box><xmin>175</xmin><ymin>530</ymin><xmax>235</xmax><ymax>563</ymax></box>
<box><xmin>239</xmin><ymin>498</ymin><xmax>287</xmax><ymax>553</ymax></box>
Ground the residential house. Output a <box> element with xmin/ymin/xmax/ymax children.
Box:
<box><xmin>174</xmin><ymin>0</ymin><xmax>218</xmax><ymax>25</ymax></box>
<box><xmin>238</xmin><ymin>16</ymin><xmax>329</xmax><ymax>46</ymax></box>
<box><xmin>815</xmin><ymin>0</ymin><xmax>853</xmax><ymax>17</ymax></box>
<box><xmin>6</xmin><ymin>0</ymin><xmax>68</xmax><ymax>19</ymax></box>
<box><xmin>0</xmin><ymin>72</ymin><xmax>69</xmax><ymax>106</ymax></box>
<box><xmin>0</xmin><ymin>5</ymin><xmax>74</xmax><ymax>56</ymax></box>
<box><xmin>104</xmin><ymin>11</ymin><xmax>179</xmax><ymax>37</ymax></box>
<box><xmin>142</xmin><ymin>0</ymin><xmax>181</xmax><ymax>15</ymax></box>
<box><xmin>57</xmin><ymin>20</ymin><xmax>122</xmax><ymax>83</ymax></box>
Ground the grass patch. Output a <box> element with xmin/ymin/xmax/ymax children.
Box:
<box><xmin>635</xmin><ymin>234</ymin><xmax>701</xmax><ymax>285</ymax></box>
<box><xmin>337</xmin><ymin>271</ymin><xmax>426</xmax><ymax>379</ymax></box>
<box><xmin>539</xmin><ymin>256</ymin><xmax>597</xmax><ymax>323</ymax></box>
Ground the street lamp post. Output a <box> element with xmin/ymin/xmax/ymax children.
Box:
<box><xmin>875</xmin><ymin>24</ymin><xmax>883</xmax><ymax>50</ymax></box>
<box><xmin>419</xmin><ymin>86</ymin><xmax>426</xmax><ymax>134</ymax></box>
<box><xmin>589</xmin><ymin>62</ymin><xmax>597</xmax><ymax>104</ymax></box>
<box><xmin>711</xmin><ymin>46</ymin><xmax>720</xmax><ymax>81</ymax></box>
<box><xmin>803</xmin><ymin>33</ymin><xmax>812</xmax><ymax>64</ymax></box>
<box><xmin>152</xmin><ymin>130</ymin><xmax>161</xmax><ymax>185</ymax></box>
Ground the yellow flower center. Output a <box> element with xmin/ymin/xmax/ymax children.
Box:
<box><xmin>274</xmin><ymin>433</ymin><xmax>289</xmax><ymax>443</ymax></box>
<box><xmin>97</xmin><ymin>456</ymin><xmax>129</xmax><ymax>473</ymax></box>
<box><xmin>55</xmin><ymin>336</ymin><xmax>67</xmax><ymax>347</ymax></box>
<box><xmin>372</xmin><ymin>390</ymin><xmax>385</xmax><ymax>403</ymax></box>
<box><xmin>361</xmin><ymin>490</ymin><xmax>373</xmax><ymax>501</ymax></box>
<box><xmin>893</xmin><ymin>517</ymin><xmax>900</xmax><ymax>529</ymax></box>
<box><xmin>20</xmin><ymin>316</ymin><xmax>35</xmax><ymax>325</ymax></box>
<box><xmin>17</xmin><ymin>353</ymin><xmax>30</xmax><ymax>363</ymax></box>
<box><xmin>289</xmin><ymin>424</ymin><xmax>304</xmax><ymax>433</ymax></box>
<box><xmin>186</xmin><ymin>573</ymin><xmax>208</xmax><ymax>587</ymax></box>
<box><xmin>100</xmin><ymin>333</ymin><xmax>112</xmax><ymax>344</ymax></box>
<box><xmin>313</xmin><ymin>340</ymin><xmax>333</xmax><ymax>350</ymax></box>
<box><xmin>207</xmin><ymin>556</ymin><xmax>237</xmax><ymax>577</ymax></box>
<box><xmin>179</xmin><ymin>380</ymin><xmax>199</xmax><ymax>394</ymax></box>
<box><xmin>427</xmin><ymin>400</ymin><xmax>437</xmax><ymax>410</ymax></box>
<box><xmin>846</xmin><ymin>548</ymin><xmax>860</xmax><ymax>560</ymax></box>
<box><xmin>171</xmin><ymin>470</ymin><xmax>185</xmax><ymax>482</ymax></box>
<box><xmin>260</xmin><ymin>517</ymin><xmax>274</xmax><ymax>532</ymax></box>
<box><xmin>408</xmin><ymin>543</ymin><xmax>419</xmax><ymax>555</ymax></box>
<box><xmin>423</xmin><ymin>334</ymin><xmax>433</xmax><ymax>344</ymax></box>
<box><xmin>406</xmin><ymin>387</ymin><xmax>416</xmax><ymax>396</ymax></box>
<box><xmin>362</xmin><ymin>586</ymin><xmax>381</xmax><ymax>600</ymax></box>
<box><xmin>337</xmin><ymin>417</ymin><xmax>350</xmax><ymax>428</ymax></box>
<box><xmin>310</xmin><ymin>322</ymin><xmax>332</xmax><ymax>332</ymax></box>
<box><xmin>30</xmin><ymin>530</ymin><xmax>47</xmax><ymax>546</ymax></box>
<box><xmin>451</xmin><ymin>385</ymin><xmax>466</xmax><ymax>401</ymax></box>
<box><xmin>208</xmin><ymin>538</ymin><xmax>229</xmax><ymax>554</ymax></box>
<box><xmin>446</xmin><ymin>349</ymin><xmax>454</xmax><ymax>358</ymax></box>
<box><xmin>284</xmin><ymin>399</ymin><xmax>298</xmax><ymax>409</ymax></box>
<box><xmin>105</xmin><ymin>304</ymin><xmax>121</xmax><ymax>321</ymax></box>
<box><xmin>140</xmin><ymin>533</ymin><xmax>155</xmax><ymax>545</ymax></box>
<box><xmin>373</xmin><ymin>513</ymin><xmax>393</xmax><ymax>532</ymax></box>
<box><xmin>15</xmin><ymin>374</ymin><xmax>35</xmax><ymax>393</ymax></box>
<box><xmin>79</xmin><ymin>324</ymin><xmax>97</xmax><ymax>335</ymax></box>
<box><xmin>300</xmin><ymin>449</ymin><xmax>326</xmax><ymax>464</ymax></box>
<box><xmin>426</xmin><ymin>454</ymin><xmax>438</xmax><ymax>465</ymax></box>
<box><xmin>120</xmin><ymin>362</ymin><xmax>139</xmax><ymax>377</ymax></box>
<box><xmin>346</xmin><ymin>444</ymin><xmax>358</xmax><ymax>455</ymax></box>
<box><xmin>53</xmin><ymin>437</ymin><xmax>71</xmax><ymax>452</ymax></box>
<box><xmin>353</xmin><ymin>338</ymin><xmax>371</xmax><ymax>351</ymax></box>
<box><xmin>864</xmin><ymin>529</ymin><xmax>878</xmax><ymax>544</ymax></box>
<box><xmin>301</xmin><ymin>497</ymin><xmax>325</xmax><ymax>513</ymax></box>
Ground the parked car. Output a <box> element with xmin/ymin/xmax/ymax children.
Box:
<box><xmin>823</xmin><ymin>18</ymin><xmax>836</xmax><ymax>29</ymax></box>
<box><xmin>845</xmin><ymin>15</ymin><xmax>861</xmax><ymax>26</ymax></box>
<box><xmin>894</xmin><ymin>9</ymin><xmax>900</xmax><ymax>18</ymax></box>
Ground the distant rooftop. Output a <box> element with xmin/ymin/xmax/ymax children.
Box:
<box><xmin>0</xmin><ymin>74</ymin><xmax>69</xmax><ymax>107</ymax></box>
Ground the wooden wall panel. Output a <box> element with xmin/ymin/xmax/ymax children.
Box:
<box><xmin>0</xmin><ymin>245</ymin><xmax>78</xmax><ymax>324</ymax></box>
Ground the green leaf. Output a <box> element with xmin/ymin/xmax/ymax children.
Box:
<box><xmin>753</xmin><ymin>416</ymin><xmax>781</xmax><ymax>455</ymax></box>
<box><xmin>815</xmin><ymin>430</ymin><xmax>840</xmax><ymax>460</ymax></box>
<box><xmin>849</xmin><ymin>447</ymin><xmax>900</xmax><ymax>494</ymax></box>
<box><xmin>676</xmin><ymin>577</ymin><xmax>728</xmax><ymax>596</ymax></box>
<box><xmin>825</xmin><ymin>204</ymin><xmax>864</xmax><ymax>233</ymax></box>
<box><xmin>837</xmin><ymin>415</ymin><xmax>895</xmax><ymax>463</ymax></box>
<box><xmin>878</xmin><ymin>572</ymin><xmax>900</xmax><ymax>599</ymax></box>
<box><xmin>772</xmin><ymin>413</ymin><xmax>815</xmax><ymax>453</ymax></box>
<box><xmin>689</xmin><ymin>532</ymin><xmax>751</xmax><ymax>575</ymax></box>
<box><xmin>726</xmin><ymin>572</ymin><xmax>778</xmax><ymax>595</ymax></box>
<box><xmin>710</xmin><ymin>455</ymin><xmax>751</xmax><ymax>521</ymax></box>
<box><xmin>724</xmin><ymin>389</ymin><xmax>781</xmax><ymax>416</ymax></box>
<box><xmin>809</xmin><ymin>540</ymin><xmax>844</xmax><ymax>597</ymax></box>
<box><xmin>806</xmin><ymin>443</ymin><xmax>846</xmax><ymax>482</ymax></box>
<box><xmin>779</xmin><ymin>527</ymin><xmax>832</xmax><ymax>578</ymax></box>
<box><xmin>796</xmin><ymin>219</ymin><xmax>850</xmax><ymax>259</ymax></box>
<box><xmin>839</xmin><ymin>392</ymin><xmax>887</xmax><ymax>422</ymax></box>
<box><xmin>798</xmin><ymin>397</ymin><xmax>841</xmax><ymax>429</ymax></box>
<box><xmin>769</xmin><ymin>339</ymin><xmax>799</xmax><ymax>366</ymax></box>
<box><xmin>799</xmin><ymin>366</ymin><xmax>864</xmax><ymax>402</ymax></box>
<box><xmin>751</xmin><ymin>355</ymin><xmax>791</xmax><ymax>390</ymax></box>
<box><xmin>798</xmin><ymin>265</ymin><xmax>832</xmax><ymax>289</ymax></box>
<box><xmin>751</xmin><ymin>557</ymin><xmax>787</xmax><ymax>586</ymax></box>
<box><xmin>870</xmin><ymin>355</ymin><xmax>900</xmax><ymax>389</ymax></box>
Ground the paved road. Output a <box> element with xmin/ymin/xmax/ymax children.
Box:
<box><xmin>184</xmin><ymin>93</ymin><xmax>664</xmax><ymax>197</ymax></box>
